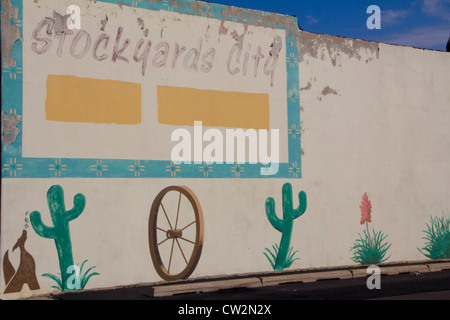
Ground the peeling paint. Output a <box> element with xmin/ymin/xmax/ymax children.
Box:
<box><xmin>270</xmin><ymin>35</ymin><xmax>282</xmax><ymax>57</ymax></box>
<box><xmin>298</xmin><ymin>31</ymin><xmax>380</xmax><ymax>65</ymax></box>
<box><xmin>127</xmin><ymin>1</ymin><xmax>303</xmax><ymax>54</ymax></box>
<box><xmin>316</xmin><ymin>85</ymin><xmax>339</xmax><ymax>102</ymax></box>
<box><xmin>117</xmin><ymin>0</ymin><xmax>302</xmax><ymax>36</ymax></box>
<box><xmin>137</xmin><ymin>17</ymin><xmax>149</xmax><ymax>36</ymax></box>
<box><xmin>300</xmin><ymin>82</ymin><xmax>312</xmax><ymax>91</ymax></box>
<box><xmin>218</xmin><ymin>4</ymin><xmax>299</xmax><ymax>38</ymax></box>
<box><xmin>100</xmin><ymin>15</ymin><xmax>108</xmax><ymax>31</ymax></box>
<box><xmin>1</xmin><ymin>0</ymin><xmax>23</xmax><ymax>68</ymax></box>
<box><xmin>219</xmin><ymin>19</ymin><xmax>228</xmax><ymax>35</ymax></box>
<box><xmin>230</xmin><ymin>25</ymin><xmax>248</xmax><ymax>48</ymax></box>
<box><xmin>53</xmin><ymin>10</ymin><xmax>70</xmax><ymax>34</ymax></box>
<box><xmin>2</xmin><ymin>114</ymin><xmax>21</xmax><ymax>148</ymax></box>
<box><xmin>137</xmin><ymin>17</ymin><xmax>144</xmax><ymax>28</ymax></box>
<box><xmin>321</xmin><ymin>86</ymin><xmax>338</xmax><ymax>96</ymax></box>
<box><xmin>43</xmin><ymin>17</ymin><xmax>54</xmax><ymax>35</ymax></box>
<box><xmin>160</xmin><ymin>0</ymin><xmax>301</xmax><ymax>41</ymax></box>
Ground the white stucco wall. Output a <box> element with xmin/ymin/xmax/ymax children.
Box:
<box><xmin>1</xmin><ymin>0</ymin><xmax>449</xmax><ymax>299</ymax></box>
<box><xmin>298</xmin><ymin>32</ymin><xmax>450</xmax><ymax>267</ymax></box>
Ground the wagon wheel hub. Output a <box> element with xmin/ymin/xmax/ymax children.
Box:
<box><xmin>166</xmin><ymin>229</ymin><xmax>183</xmax><ymax>239</ymax></box>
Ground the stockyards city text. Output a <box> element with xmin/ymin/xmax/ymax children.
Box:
<box><xmin>30</xmin><ymin>18</ymin><xmax>283</xmax><ymax>87</ymax></box>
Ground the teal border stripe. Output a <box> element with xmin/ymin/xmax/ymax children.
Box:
<box><xmin>1</xmin><ymin>0</ymin><xmax>302</xmax><ymax>179</ymax></box>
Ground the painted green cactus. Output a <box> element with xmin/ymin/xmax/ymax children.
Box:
<box><xmin>264</xmin><ymin>183</ymin><xmax>307</xmax><ymax>270</ymax></box>
<box><xmin>30</xmin><ymin>185</ymin><xmax>86</xmax><ymax>291</ymax></box>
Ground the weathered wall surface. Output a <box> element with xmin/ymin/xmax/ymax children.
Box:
<box><xmin>1</xmin><ymin>0</ymin><xmax>450</xmax><ymax>299</ymax></box>
<box><xmin>298</xmin><ymin>31</ymin><xmax>450</xmax><ymax>268</ymax></box>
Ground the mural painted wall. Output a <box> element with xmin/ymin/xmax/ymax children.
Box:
<box><xmin>1</xmin><ymin>0</ymin><xmax>450</xmax><ymax>299</ymax></box>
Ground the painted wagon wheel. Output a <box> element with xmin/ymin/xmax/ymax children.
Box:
<box><xmin>148</xmin><ymin>186</ymin><xmax>204</xmax><ymax>281</ymax></box>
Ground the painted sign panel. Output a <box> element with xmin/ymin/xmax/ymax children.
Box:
<box><xmin>2</xmin><ymin>0</ymin><xmax>302</xmax><ymax>179</ymax></box>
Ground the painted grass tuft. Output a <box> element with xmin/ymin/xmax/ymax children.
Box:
<box><xmin>351</xmin><ymin>229</ymin><xmax>391</xmax><ymax>265</ymax></box>
<box><xmin>264</xmin><ymin>244</ymin><xmax>300</xmax><ymax>270</ymax></box>
<box><xmin>42</xmin><ymin>259</ymin><xmax>100</xmax><ymax>291</ymax></box>
<box><xmin>419</xmin><ymin>212</ymin><xmax>450</xmax><ymax>260</ymax></box>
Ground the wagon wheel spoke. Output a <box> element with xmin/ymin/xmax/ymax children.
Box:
<box><xmin>168</xmin><ymin>239</ymin><xmax>175</xmax><ymax>273</ymax></box>
<box><xmin>157</xmin><ymin>237</ymin><xmax>171</xmax><ymax>247</ymax></box>
<box><xmin>160</xmin><ymin>202</ymin><xmax>174</xmax><ymax>230</ymax></box>
<box><xmin>181</xmin><ymin>221</ymin><xmax>196</xmax><ymax>231</ymax></box>
<box><xmin>175</xmin><ymin>239</ymin><xmax>189</xmax><ymax>265</ymax></box>
<box><xmin>157</xmin><ymin>226</ymin><xmax>170</xmax><ymax>246</ymax></box>
<box><xmin>180</xmin><ymin>237</ymin><xmax>196</xmax><ymax>245</ymax></box>
<box><xmin>174</xmin><ymin>192</ymin><xmax>182</xmax><ymax>230</ymax></box>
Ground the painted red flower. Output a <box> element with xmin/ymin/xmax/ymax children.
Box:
<box><xmin>360</xmin><ymin>193</ymin><xmax>372</xmax><ymax>225</ymax></box>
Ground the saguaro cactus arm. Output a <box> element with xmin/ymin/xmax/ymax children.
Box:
<box><xmin>295</xmin><ymin>190</ymin><xmax>307</xmax><ymax>218</ymax></box>
<box><xmin>265</xmin><ymin>197</ymin><xmax>283</xmax><ymax>232</ymax></box>
<box><xmin>30</xmin><ymin>211</ymin><xmax>56</xmax><ymax>239</ymax></box>
<box><xmin>282</xmin><ymin>183</ymin><xmax>307</xmax><ymax>220</ymax></box>
<box><xmin>66</xmin><ymin>194</ymin><xmax>86</xmax><ymax>221</ymax></box>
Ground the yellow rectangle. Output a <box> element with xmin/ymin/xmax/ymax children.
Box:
<box><xmin>157</xmin><ymin>86</ymin><xmax>270</xmax><ymax>130</ymax></box>
<box><xmin>45</xmin><ymin>75</ymin><xmax>142</xmax><ymax>125</ymax></box>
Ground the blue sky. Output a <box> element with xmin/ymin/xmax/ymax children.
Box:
<box><xmin>209</xmin><ymin>0</ymin><xmax>450</xmax><ymax>51</ymax></box>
